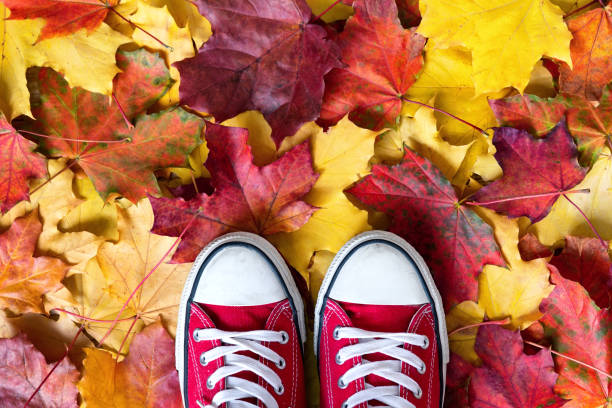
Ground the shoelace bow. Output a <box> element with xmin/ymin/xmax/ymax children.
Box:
<box><xmin>334</xmin><ymin>326</ymin><xmax>430</xmax><ymax>408</ymax></box>
<box><xmin>193</xmin><ymin>328</ymin><xmax>289</xmax><ymax>408</ymax></box>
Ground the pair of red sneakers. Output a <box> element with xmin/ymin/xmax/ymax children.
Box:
<box><xmin>176</xmin><ymin>231</ymin><xmax>449</xmax><ymax>408</ymax></box>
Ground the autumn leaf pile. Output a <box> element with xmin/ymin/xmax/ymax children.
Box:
<box><xmin>0</xmin><ymin>0</ymin><xmax>610</xmax><ymax>406</ymax></box>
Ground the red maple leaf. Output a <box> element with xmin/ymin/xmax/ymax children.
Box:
<box><xmin>550</xmin><ymin>236</ymin><xmax>612</xmax><ymax>309</ymax></box>
<box><xmin>469</xmin><ymin>325</ymin><xmax>565</xmax><ymax>408</ymax></box>
<box><xmin>3</xmin><ymin>0</ymin><xmax>118</xmax><ymax>42</ymax></box>
<box><xmin>517</xmin><ymin>232</ymin><xmax>553</xmax><ymax>261</ymax></box>
<box><xmin>175</xmin><ymin>0</ymin><xmax>341</xmax><ymax>147</ymax></box>
<box><xmin>445</xmin><ymin>353</ymin><xmax>474</xmax><ymax>408</ymax></box>
<box><xmin>319</xmin><ymin>0</ymin><xmax>425</xmax><ymax>130</ymax></box>
<box><xmin>0</xmin><ymin>115</ymin><xmax>46</xmax><ymax>212</ymax></box>
<box><xmin>150</xmin><ymin>122</ymin><xmax>318</xmax><ymax>263</ymax></box>
<box><xmin>347</xmin><ymin>148</ymin><xmax>504</xmax><ymax>309</ymax></box>
<box><xmin>473</xmin><ymin>122</ymin><xmax>586</xmax><ymax>222</ymax></box>
<box><xmin>489</xmin><ymin>94</ymin><xmax>566</xmax><ymax>137</ymax></box>
<box><xmin>559</xmin><ymin>5</ymin><xmax>612</xmax><ymax>101</ymax></box>
<box><xmin>396</xmin><ymin>0</ymin><xmax>421</xmax><ymax>27</ymax></box>
<box><xmin>0</xmin><ymin>333</ymin><xmax>79</xmax><ymax>408</ymax></box>
<box><xmin>540</xmin><ymin>267</ymin><xmax>612</xmax><ymax>407</ymax></box>
<box><xmin>25</xmin><ymin>49</ymin><xmax>204</xmax><ymax>202</ymax></box>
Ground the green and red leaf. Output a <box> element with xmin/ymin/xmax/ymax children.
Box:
<box><xmin>150</xmin><ymin>122</ymin><xmax>318</xmax><ymax>263</ymax></box>
<box><xmin>319</xmin><ymin>0</ymin><xmax>425</xmax><ymax>130</ymax></box>
<box><xmin>347</xmin><ymin>147</ymin><xmax>504</xmax><ymax>309</ymax></box>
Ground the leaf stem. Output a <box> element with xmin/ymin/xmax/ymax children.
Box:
<box><xmin>312</xmin><ymin>0</ymin><xmax>343</xmax><ymax>22</ymax></box>
<box><xmin>448</xmin><ymin>317</ymin><xmax>511</xmax><ymax>337</ymax></box>
<box><xmin>400</xmin><ymin>96</ymin><xmax>490</xmax><ymax>137</ymax></box>
<box><xmin>51</xmin><ymin>308</ymin><xmax>136</xmax><ymax>323</ymax></box>
<box><xmin>112</xmin><ymin>93</ymin><xmax>134</xmax><ymax>130</ymax></box>
<box><xmin>24</xmin><ymin>326</ymin><xmax>84</xmax><ymax>408</ymax></box>
<box><xmin>562</xmin><ymin>193</ymin><xmax>608</xmax><ymax>249</ymax></box>
<box><xmin>524</xmin><ymin>340</ymin><xmax>612</xmax><ymax>380</ymax></box>
<box><xmin>465</xmin><ymin>188</ymin><xmax>590</xmax><ymax>207</ymax></box>
<box><xmin>19</xmin><ymin>129</ymin><xmax>130</xmax><ymax>144</ymax></box>
<box><xmin>97</xmin><ymin>212</ymin><xmax>199</xmax><ymax>346</ymax></box>
<box><xmin>107</xmin><ymin>7</ymin><xmax>173</xmax><ymax>51</ymax></box>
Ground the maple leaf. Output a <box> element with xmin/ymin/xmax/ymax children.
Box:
<box><xmin>550</xmin><ymin>236</ymin><xmax>612</xmax><ymax>309</ymax></box>
<box><xmin>27</xmin><ymin>49</ymin><xmax>204</xmax><ymax>202</ymax></box>
<box><xmin>151</xmin><ymin>122</ymin><xmax>318</xmax><ymax>263</ymax></box>
<box><xmin>0</xmin><ymin>333</ymin><xmax>79</xmax><ymax>408</ymax></box>
<box><xmin>0</xmin><ymin>114</ymin><xmax>46</xmax><ymax>212</ymax></box>
<box><xmin>175</xmin><ymin>0</ymin><xmax>341</xmax><ymax>146</ymax></box>
<box><xmin>3</xmin><ymin>0</ymin><xmax>119</xmax><ymax>42</ymax></box>
<box><xmin>47</xmin><ymin>200</ymin><xmax>190</xmax><ymax>351</ymax></box>
<box><xmin>142</xmin><ymin>0</ymin><xmax>212</xmax><ymax>48</ymax></box>
<box><xmin>469</xmin><ymin>325</ymin><xmax>565</xmax><ymax>408</ymax></box>
<box><xmin>518</xmin><ymin>232</ymin><xmax>553</xmax><ymax>261</ymax></box>
<box><xmin>489</xmin><ymin>94</ymin><xmax>567</xmax><ymax>137</ymax></box>
<box><xmin>319</xmin><ymin>0</ymin><xmax>425</xmax><ymax>130</ymax></box>
<box><xmin>417</xmin><ymin>0</ymin><xmax>572</xmax><ymax>94</ymax></box>
<box><xmin>347</xmin><ymin>147</ymin><xmax>505</xmax><ymax>309</ymax></box>
<box><xmin>540</xmin><ymin>267</ymin><xmax>612</xmax><ymax>407</ymax></box>
<box><xmin>445</xmin><ymin>353</ymin><xmax>475</xmax><ymax>408</ymax></box>
<box><xmin>473</xmin><ymin>122</ymin><xmax>587</xmax><ymax>222</ymax></box>
<box><xmin>0</xmin><ymin>210</ymin><xmax>68</xmax><ymax>314</ymax></box>
<box><xmin>396</xmin><ymin>0</ymin><xmax>421</xmax><ymax>27</ymax></box>
<box><xmin>559</xmin><ymin>6</ymin><xmax>612</xmax><ymax>101</ymax></box>
<box><xmin>78</xmin><ymin>321</ymin><xmax>182</xmax><ymax>407</ymax></box>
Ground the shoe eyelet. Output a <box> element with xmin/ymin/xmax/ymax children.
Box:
<box><xmin>193</xmin><ymin>330</ymin><xmax>200</xmax><ymax>342</ymax></box>
<box><xmin>276</xmin><ymin>358</ymin><xmax>286</xmax><ymax>369</ymax></box>
<box><xmin>199</xmin><ymin>353</ymin><xmax>207</xmax><ymax>366</ymax></box>
<box><xmin>275</xmin><ymin>384</ymin><xmax>284</xmax><ymax>395</ymax></box>
<box><xmin>335</xmin><ymin>353</ymin><xmax>343</xmax><ymax>365</ymax></box>
<box><xmin>337</xmin><ymin>377</ymin><xmax>348</xmax><ymax>389</ymax></box>
<box><xmin>414</xmin><ymin>388</ymin><xmax>422</xmax><ymax>399</ymax></box>
<box><xmin>417</xmin><ymin>363</ymin><xmax>426</xmax><ymax>374</ymax></box>
<box><xmin>279</xmin><ymin>331</ymin><xmax>289</xmax><ymax>344</ymax></box>
<box><xmin>341</xmin><ymin>402</ymin><xmax>349</xmax><ymax>408</ymax></box>
<box><xmin>206</xmin><ymin>379</ymin><xmax>214</xmax><ymax>390</ymax></box>
<box><xmin>421</xmin><ymin>337</ymin><xmax>430</xmax><ymax>349</ymax></box>
<box><xmin>333</xmin><ymin>326</ymin><xmax>341</xmax><ymax>340</ymax></box>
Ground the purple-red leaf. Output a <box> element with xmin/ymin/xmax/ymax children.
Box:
<box><xmin>150</xmin><ymin>122</ymin><xmax>318</xmax><ymax>263</ymax></box>
<box><xmin>176</xmin><ymin>0</ymin><xmax>341</xmax><ymax>146</ymax></box>
<box><xmin>347</xmin><ymin>148</ymin><xmax>504</xmax><ymax>309</ymax></box>
<box><xmin>473</xmin><ymin>122</ymin><xmax>586</xmax><ymax>222</ymax></box>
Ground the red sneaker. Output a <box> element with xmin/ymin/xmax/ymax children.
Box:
<box><xmin>315</xmin><ymin>231</ymin><xmax>449</xmax><ymax>408</ymax></box>
<box><xmin>176</xmin><ymin>233</ymin><xmax>307</xmax><ymax>408</ymax></box>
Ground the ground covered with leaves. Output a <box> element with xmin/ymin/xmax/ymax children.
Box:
<box><xmin>0</xmin><ymin>0</ymin><xmax>611</xmax><ymax>407</ymax></box>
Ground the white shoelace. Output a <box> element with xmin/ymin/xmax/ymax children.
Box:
<box><xmin>193</xmin><ymin>328</ymin><xmax>289</xmax><ymax>408</ymax></box>
<box><xmin>334</xmin><ymin>327</ymin><xmax>430</xmax><ymax>408</ymax></box>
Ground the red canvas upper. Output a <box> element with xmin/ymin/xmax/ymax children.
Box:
<box><xmin>184</xmin><ymin>299</ymin><xmax>306</xmax><ymax>408</ymax></box>
<box><xmin>318</xmin><ymin>299</ymin><xmax>442</xmax><ymax>408</ymax></box>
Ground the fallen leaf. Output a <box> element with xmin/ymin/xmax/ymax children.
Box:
<box><xmin>305</xmin><ymin>0</ymin><xmax>353</xmax><ymax>22</ymax></box>
<box><xmin>550</xmin><ymin>236</ymin><xmax>612</xmax><ymax>309</ymax></box>
<box><xmin>48</xmin><ymin>199</ymin><xmax>190</xmax><ymax>351</ymax></box>
<box><xmin>517</xmin><ymin>232</ymin><xmax>553</xmax><ymax>261</ymax></box>
<box><xmin>540</xmin><ymin>267</ymin><xmax>612</xmax><ymax>407</ymax></box>
<box><xmin>489</xmin><ymin>94</ymin><xmax>567</xmax><ymax>137</ymax></box>
<box><xmin>347</xmin><ymin>147</ymin><xmax>504</xmax><ymax>309</ymax></box>
<box><xmin>3</xmin><ymin>0</ymin><xmax>118</xmax><ymax>42</ymax></box>
<box><xmin>469</xmin><ymin>325</ymin><xmax>565</xmax><ymax>408</ymax></box>
<box><xmin>0</xmin><ymin>210</ymin><xmax>68</xmax><ymax>314</ymax></box>
<box><xmin>473</xmin><ymin>122</ymin><xmax>586</xmax><ymax>222</ymax></box>
<box><xmin>530</xmin><ymin>154</ymin><xmax>612</xmax><ymax>246</ymax></box>
<box><xmin>0</xmin><ymin>333</ymin><xmax>79</xmax><ymax>407</ymax></box>
<box><xmin>417</xmin><ymin>0</ymin><xmax>572</xmax><ymax>94</ymax></box>
<box><xmin>143</xmin><ymin>0</ymin><xmax>212</xmax><ymax>48</ymax></box>
<box><xmin>396</xmin><ymin>0</ymin><xmax>421</xmax><ymax>27</ymax></box>
<box><xmin>0</xmin><ymin>114</ymin><xmax>46</xmax><ymax>212</ymax></box>
<box><xmin>151</xmin><ymin>122</ymin><xmax>318</xmax><ymax>263</ymax></box>
<box><xmin>78</xmin><ymin>321</ymin><xmax>182</xmax><ymax>408</ymax></box>
<box><xmin>175</xmin><ymin>0</ymin><xmax>341</xmax><ymax>146</ymax></box>
<box><xmin>559</xmin><ymin>6</ymin><xmax>612</xmax><ymax>101</ymax></box>
<box><xmin>319</xmin><ymin>0</ymin><xmax>425</xmax><ymax>130</ymax></box>
<box><xmin>445</xmin><ymin>353</ymin><xmax>474</xmax><ymax>408</ymax></box>
<box><xmin>446</xmin><ymin>300</ymin><xmax>485</xmax><ymax>364</ymax></box>
<box><xmin>269</xmin><ymin>116</ymin><xmax>378</xmax><ymax>279</ymax></box>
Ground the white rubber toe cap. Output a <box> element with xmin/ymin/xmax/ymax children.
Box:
<box><xmin>192</xmin><ymin>244</ymin><xmax>287</xmax><ymax>306</ymax></box>
<box><xmin>328</xmin><ymin>241</ymin><xmax>429</xmax><ymax>305</ymax></box>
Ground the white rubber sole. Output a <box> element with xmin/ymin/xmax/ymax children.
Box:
<box><xmin>175</xmin><ymin>232</ymin><xmax>306</xmax><ymax>402</ymax></box>
<box><xmin>313</xmin><ymin>230</ymin><xmax>449</xmax><ymax>376</ymax></box>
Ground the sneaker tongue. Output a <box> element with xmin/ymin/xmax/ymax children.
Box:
<box><xmin>337</xmin><ymin>301</ymin><xmax>424</xmax><ymax>332</ymax></box>
<box><xmin>199</xmin><ymin>301</ymin><xmax>279</xmax><ymax>331</ymax></box>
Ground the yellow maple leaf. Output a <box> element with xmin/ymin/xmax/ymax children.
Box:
<box><xmin>0</xmin><ymin>5</ymin><xmax>130</xmax><ymax>120</ymax></box>
<box><xmin>269</xmin><ymin>117</ymin><xmax>380</xmax><ymax>279</ymax></box>
<box><xmin>417</xmin><ymin>0</ymin><xmax>572</xmax><ymax>95</ymax></box>
<box><xmin>405</xmin><ymin>44</ymin><xmax>509</xmax><ymax>145</ymax></box>
<box><xmin>529</xmin><ymin>154</ymin><xmax>612</xmax><ymax>246</ymax></box>
<box><xmin>143</xmin><ymin>0</ymin><xmax>212</xmax><ymax>48</ymax></box>
<box><xmin>47</xmin><ymin>199</ymin><xmax>190</xmax><ymax>352</ymax></box>
<box><xmin>306</xmin><ymin>0</ymin><xmax>353</xmax><ymax>23</ymax></box>
<box><xmin>476</xmin><ymin>208</ymin><xmax>555</xmax><ymax>330</ymax></box>
<box><xmin>445</xmin><ymin>301</ymin><xmax>484</xmax><ymax>364</ymax></box>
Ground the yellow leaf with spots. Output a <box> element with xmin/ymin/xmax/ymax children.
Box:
<box><xmin>417</xmin><ymin>0</ymin><xmax>572</xmax><ymax>94</ymax></box>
